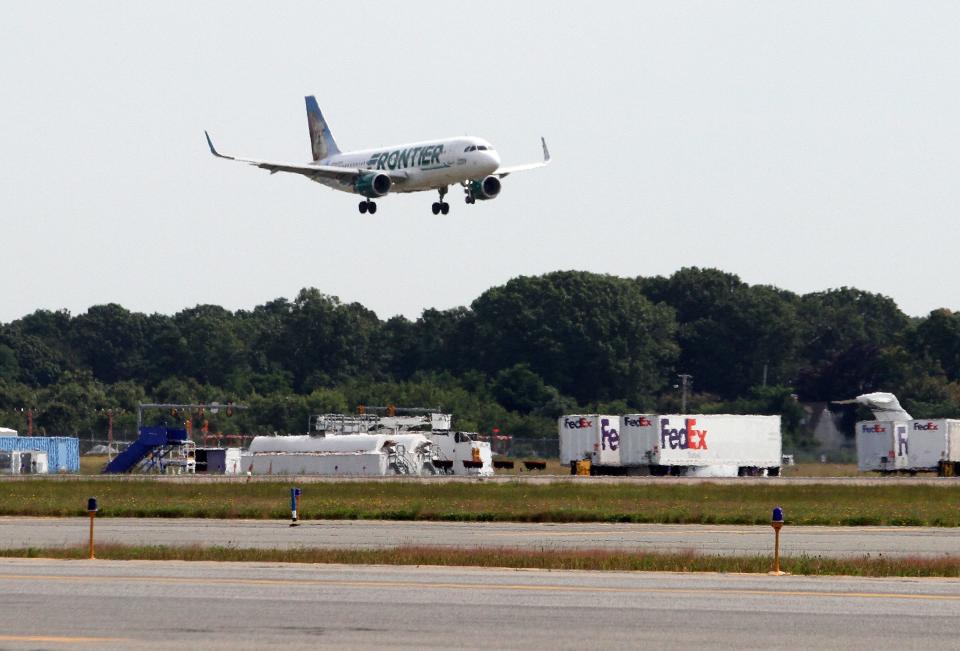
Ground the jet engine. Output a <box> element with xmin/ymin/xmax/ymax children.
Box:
<box><xmin>354</xmin><ymin>172</ymin><xmax>392</xmax><ymax>198</ymax></box>
<box><xmin>468</xmin><ymin>175</ymin><xmax>502</xmax><ymax>201</ymax></box>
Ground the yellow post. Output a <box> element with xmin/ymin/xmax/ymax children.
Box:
<box><xmin>88</xmin><ymin>512</ymin><xmax>95</xmax><ymax>560</ymax></box>
<box><xmin>86</xmin><ymin>497</ymin><xmax>98</xmax><ymax>560</ymax></box>
<box><xmin>769</xmin><ymin>506</ymin><xmax>787</xmax><ymax>576</ymax></box>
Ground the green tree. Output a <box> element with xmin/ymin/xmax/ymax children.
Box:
<box><xmin>796</xmin><ymin>288</ymin><xmax>909</xmax><ymax>400</ymax></box>
<box><xmin>640</xmin><ymin>268</ymin><xmax>802</xmax><ymax>398</ymax></box>
<box><xmin>469</xmin><ymin>271</ymin><xmax>679</xmax><ymax>404</ymax></box>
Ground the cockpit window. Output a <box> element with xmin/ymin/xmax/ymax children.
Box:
<box><xmin>464</xmin><ymin>145</ymin><xmax>476</xmax><ymax>152</ymax></box>
<box><xmin>476</xmin><ymin>145</ymin><xmax>487</xmax><ymax>151</ymax></box>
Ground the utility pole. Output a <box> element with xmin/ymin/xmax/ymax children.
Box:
<box><xmin>677</xmin><ymin>374</ymin><xmax>693</xmax><ymax>413</ymax></box>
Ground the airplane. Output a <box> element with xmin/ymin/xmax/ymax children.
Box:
<box><xmin>205</xmin><ymin>96</ymin><xmax>550</xmax><ymax>214</ymax></box>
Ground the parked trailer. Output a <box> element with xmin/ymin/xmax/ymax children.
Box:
<box><xmin>561</xmin><ymin>414</ymin><xmax>781</xmax><ymax>476</ymax></box>
<box><xmin>856</xmin><ymin>419</ymin><xmax>960</xmax><ymax>475</ymax></box>
<box><xmin>856</xmin><ymin>421</ymin><xmax>910</xmax><ymax>472</ymax></box>
<box><xmin>558</xmin><ymin>415</ymin><xmax>622</xmax><ymax>472</ymax></box>
<box><xmin>654</xmin><ymin>415</ymin><xmax>781</xmax><ymax>476</ymax></box>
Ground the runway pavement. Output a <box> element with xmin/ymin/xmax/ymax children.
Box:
<box><xmin>2</xmin><ymin>517</ymin><xmax>959</xmax><ymax>558</ymax></box>
<box><xmin>0</xmin><ymin>558</ymin><xmax>958</xmax><ymax>649</ymax></box>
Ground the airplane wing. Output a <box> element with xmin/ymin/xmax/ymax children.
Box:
<box><xmin>204</xmin><ymin>131</ymin><xmax>407</xmax><ymax>183</ymax></box>
<box><xmin>495</xmin><ymin>137</ymin><xmax>551</xmax><ymax>178</ymax></box>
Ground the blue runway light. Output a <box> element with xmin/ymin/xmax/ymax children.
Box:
<box><xmin>772</xmin><ymin>506</ymin><xmax>783</xmax><ymax>523</ymax></box>
<box><xmin>87</xmin><ymin>497</ymin><xmax>98</xmax><ymax>513</ymax></box>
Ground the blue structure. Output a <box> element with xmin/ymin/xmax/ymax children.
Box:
<box><xmin>102</xmin><ymin>426</ymin><xmax>189</xmax><ymax>474</ymax></box>
<box><xmin>0</xmin><ymin>437</ymin><xmax>80</xmax><ymax>473</ymax></box>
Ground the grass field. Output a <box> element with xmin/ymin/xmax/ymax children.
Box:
<box><xmin>3</xmin><ymin>544</ymin><xmax>959</xmax><ymax>577</ymax></box>
<box><xmin>3</xmin><ymin>478</ymin><xmax>959</xmax><ymax>526</ymax></box>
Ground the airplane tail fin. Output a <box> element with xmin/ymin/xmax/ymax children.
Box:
<box><xmin>305</xmin><ymin>96</ymin><xmax>341</xmax><ymax>161</ymax></box>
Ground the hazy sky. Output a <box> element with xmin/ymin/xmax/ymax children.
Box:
<box><xmin>2</xmin><ymin>2</ymin><xmax>959</xmax><ymax>323</ymax></box>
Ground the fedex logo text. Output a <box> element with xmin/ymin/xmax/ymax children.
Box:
<box><xmin>913</xmin><ymin>422</ymin><xmax>939</xmax><ymax>431</ymax></box>
<box><xmin>624</xmin><ymin>416</ymin><xmax>652</xmax><ymax>427</ymax></box>
<box><xmin>862</xmin><ymin>424</ymin><xmax>886</xmax><ymax>433</ymax></box>
<box><xmin>660</xmin><ymin>418</ymin><xmax>708</xmax><ymax>450</ymax></box>
<box><xmin>564</xmin><ymin>417</ymin><xmax>593</xmax><ymax>429</ymax></box>
<box><xmin>601</xmin><ymin>418</ymin><xmax>620</xmax><ymax>451</ymax></box>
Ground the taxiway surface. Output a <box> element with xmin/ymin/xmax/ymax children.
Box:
<box><xmin>0</xmin><ymin>558</ymin><xmax>957</xmax><ymax>649</ymax></box>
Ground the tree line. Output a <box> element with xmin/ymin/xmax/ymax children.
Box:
<box><xmin>1</xmin><ymin>268</ymin><xmax>958</xmax><ymax>450</ymax></box>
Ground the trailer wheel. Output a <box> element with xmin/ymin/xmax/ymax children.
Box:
<box><xmin>767</xmin><ymin>466</ymin><xmax>780</xmax><ymax>477</ymax></box>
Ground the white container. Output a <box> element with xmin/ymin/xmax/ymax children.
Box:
<box><xmin>856</xmin><ymin>421</ymin><xmax>909</xmax><ymax>471</ymax></box>
<box><xmin>654</xmin><ymin>415</ymin><xmax>781</xmax><ymax>469</ymax></box>
<box><xmin>906</xmin><ymin>419</ymin><xmax>950</xmax><ymax>469</ymax></box>
<box><xmin>243</xmin><ymin>433</ymin><xmax>435</xmax><ymax>476</ymax></box>
<box><xmin>558</xmin><ymin>415</ymin><xmax>621</xmax><ymax>466</ymax></box>
<box><xmin>618</xmin><ymin>415</ymin><xmax>658</xmax><ymax>465</ymax></box>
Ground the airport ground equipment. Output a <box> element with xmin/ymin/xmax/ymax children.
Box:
<box><xmin>560</xmin><ymin>414</ymin><xmax>782</xmax><ymax>476</ymax></box>
<box><xmin>102</xmin><ymin>426</ymin><xmax>194</xmax><ymax>474</ymax></box>
<box><xmin>305</xmin><ymin>410</ymin><xmax>494</xmax><ymax>476</ymax></box>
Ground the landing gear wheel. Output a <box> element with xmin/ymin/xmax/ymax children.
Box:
<box><xmin>367</xmin><ymin>201</ymin><xmax>377</xmax><ymax>214</ymax></box>
<box><xmin>465</xmin><ymin>195</ymin><xmax>475</xmax><ymax>204</ymax></box>
<box><xmin>433</xmin><ymin>187</ymin><xmax>450</xmax><ymax>215</ymax></box>
<box><xmin>358</xmin><ymin>201</ymin><xmax>368</xmax><ymax>214</ymax></box>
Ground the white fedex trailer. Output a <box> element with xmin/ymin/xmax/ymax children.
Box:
<box><xmin>855</xmin><ymin>421</ymin><xmax>909</xmax><ymax>472</ymax></box>
<box><xmin>653</xmin><ymin>415</ymin><xmax>781</xmax><ymax>476</ymax></box>
<box><xmin>858</xmin><ymin>419</ymin><xmax>960</xmax><ymax>475</ymax></box>
<box><xmin>562</xmin><ymin>414</ymin><xmax>781</xmax><ymax>476</ymax></box>
<box><xmin>558</xmin><ymin>415</ymin><xmax>621</xmax><ymax>469</ymax></box>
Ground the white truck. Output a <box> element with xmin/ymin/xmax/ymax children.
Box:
<box><xmin>560</xmin><ymin>413</ymin><xmax>782</xmax><ymax>476</ymax></box>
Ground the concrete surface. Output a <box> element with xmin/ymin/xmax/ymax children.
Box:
<box><xmin>0</xmin><ymin>558</ymin><xmax>957</xmax><ymax>649</ymax></box>
<box><xmin>3</xmin><ymin>517</ymin><xmax>960</xmax><ymax>558</ymax></box>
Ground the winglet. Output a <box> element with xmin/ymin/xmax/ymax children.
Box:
<box><xmin>541</xmin><ymin>137</ymin><xmax>551</xmax><ymax>163</ymax></box>
<box><xmin>204</xmin><ymin>130</ymin><xmax>232</xmax><ymax>159</ymax></box>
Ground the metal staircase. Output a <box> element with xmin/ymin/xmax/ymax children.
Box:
<box><xmin>102</xmin><ymin>426</ymin><xmax>190</xmax><ymax>474</ymax></box>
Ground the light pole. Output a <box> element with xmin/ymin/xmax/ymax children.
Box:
<box><xmin>677</xmin><ymin>374</ymin><xmax>692</xmax><ymax>413</ymax></box>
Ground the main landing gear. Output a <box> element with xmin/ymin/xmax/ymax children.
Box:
<box><xmin>431</xmin><ymin>187</ymin><xmax>450</xmax><ymax>215</ymax></box>
<box><xmin>358</xmin><ymin>200</ymin><xmax>377</xmax><ymax>214</ymax></box>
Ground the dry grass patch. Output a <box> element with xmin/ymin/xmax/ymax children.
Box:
<box><xmin>3</xmin><ymin>544</ymin><xmax>960</xmax><ymax>577</ymax></box>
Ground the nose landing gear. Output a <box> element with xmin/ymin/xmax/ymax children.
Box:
<box><xmin>431</xmin><ymin>187</ymin><xmax>450</xmax><ymax>215</ymax></box>
<box><xmin>358</xmin><ymin>200</ymin><xmax>377</xmax><ymax>214</ymax></box>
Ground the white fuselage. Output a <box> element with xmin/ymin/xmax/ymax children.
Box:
<box><xmin>315</xmin><ymin>136</ymin><xmax>500</xmax><ymax>194</ymax></box>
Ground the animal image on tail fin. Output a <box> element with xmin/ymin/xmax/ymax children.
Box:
<box><xmin>305</xmin><ymin>96</ymin><xmax>341</xmax><ymax>161</ymax></box>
